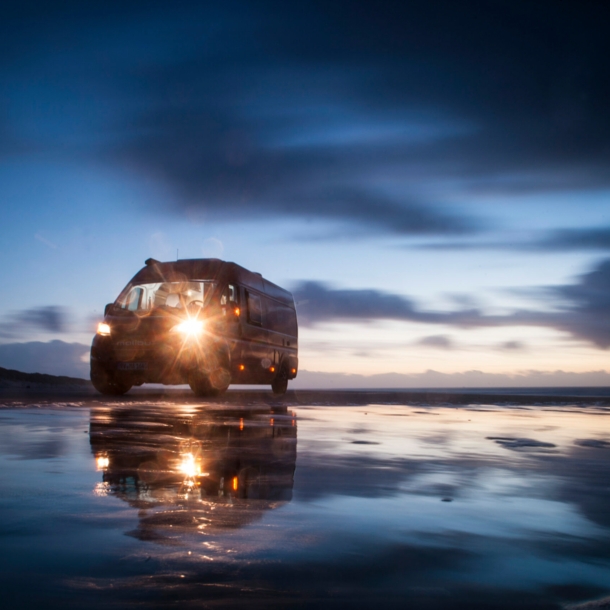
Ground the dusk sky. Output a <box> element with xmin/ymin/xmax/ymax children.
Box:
<box><xmin>1</xmin><ymin>0</ymin><xmax>609</xmax><ymax>386</ymax></box>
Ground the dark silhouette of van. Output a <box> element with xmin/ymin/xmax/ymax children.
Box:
<box><xmin>90</xmin><ymin>258</ymin><xmax>298</xmax><ymax>396</ymax></box>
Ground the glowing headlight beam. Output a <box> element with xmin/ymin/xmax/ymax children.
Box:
<box><xmin>173</xmin><ymin>319</ymin><xmax>205</xmax><ymax>336</ymax></box>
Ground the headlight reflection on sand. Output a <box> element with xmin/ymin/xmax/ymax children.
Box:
<box><xmin>96</xmin><ymin>455</ymin><xmax>109</xmax><ymax>471</ymax></box>
<box><xmin>178</xmin><ymin>453</ymin><xmax>209</xmax><ymax>496</ymax></box>
<box><xmin>179</xmin><ymin>453</ymin><xmax>201</xmax><ymax>478</ymax></box>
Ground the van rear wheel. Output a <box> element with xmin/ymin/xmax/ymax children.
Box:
<box><xmin>271</xmin><ymin>373</ymin><xmax>288</xmax><ymax>396</ymax></box>
<box><xmin>188</xmin><ymin>371</ymin><xmax>215</xmax><ymax>396</ymax></box>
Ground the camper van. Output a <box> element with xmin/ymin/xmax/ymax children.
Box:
<box><xmin>90</xmin><ymin>258</ymin><xmax>298</xmax><ymax>396</ymax></box>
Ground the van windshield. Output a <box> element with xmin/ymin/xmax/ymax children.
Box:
<box><xmin>115</xmin><ymin>281</ymin><xmax>217</xmax><ymax>313</ymax></box>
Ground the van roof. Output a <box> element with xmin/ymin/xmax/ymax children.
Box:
<box><xmin>131</xmin><ymin>258</ymin><xmax>294</xmax><ymax>305</ymax></box>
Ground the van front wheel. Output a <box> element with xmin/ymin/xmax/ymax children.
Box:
<box><xmin>90</xmin><ymin>365</ymin><xmax>131</xmax><ymax>396</ymax></box>
<box><xmin>189</xmin><ymin>362</ymin><xmax>231</xmax><ymax>397</ymax></box>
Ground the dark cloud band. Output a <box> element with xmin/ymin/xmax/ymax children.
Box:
<box><xmin>293</xmin><ymin>258</ymin><xmax>610</xmax><ymax>349</ymax></box>
<box><xmin>0</xmin><ymin>306</ymin><xmax>67</xmax><ymax>340</ymax></box>
<box><xmin>2</xmin><ymin>1</ymin><xmax>609</xmax><ymax>239</ymax></box>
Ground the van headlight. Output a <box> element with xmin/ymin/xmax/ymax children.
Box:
<box><xmin>97</xmin><ymin>322</ymin><xmax>111</xmax><ymax>336</ymax></box>
<box><xmin>173</xmin><ymin>319</ymin><xmax>205</xmax><ymax>336</ymax></box>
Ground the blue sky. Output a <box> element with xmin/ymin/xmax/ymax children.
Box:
<box><xmin>1</xmin><ymin>0</ymin><xmax>609</xmax><ymax>386</ymax></box>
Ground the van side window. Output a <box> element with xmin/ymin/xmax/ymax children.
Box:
<box><xmin>265</xmin><ymin>298</ymin><xmax>297</xmax><ymax>336</ymax></box>
<box><xmin>220</xmin><ymin>284</ymin><xmax>238</xmax><ymax>310</ymax></box>
<box><xmin>220</xmin><ymin>284</ymin><xmax>237</xmax><ymax>306</ymax></box>
<box><xmin>247</xmin><ymin>292</ymin><xmax>262</xmax><ymax>326</ymax></box>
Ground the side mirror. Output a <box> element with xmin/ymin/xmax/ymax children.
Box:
<box><xmin>104</xmin><ymin>303</ymin><xmax>113</xmax><ymax>316</ymax></box>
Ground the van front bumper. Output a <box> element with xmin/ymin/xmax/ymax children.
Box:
<box><xmin>91</xmin><ymin>333</ymin><xmax>222</xmax><ymax>384</ymax></box>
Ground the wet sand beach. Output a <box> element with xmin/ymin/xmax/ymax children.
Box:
<box><xmin>1</xmin><ymin>385</ymin><xmax>609</xmax><ymax>609</ymax></box>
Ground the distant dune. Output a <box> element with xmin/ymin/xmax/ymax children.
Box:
<box><xmin>0</xmin><ymin>366</ymin><xmax>91</xmax><ymax>388</ymax></box>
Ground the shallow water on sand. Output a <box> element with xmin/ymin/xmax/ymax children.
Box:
<box><xmin>0</xmin><ymin>401</ymin><xmax>609</xmax><ymax>609</ymax></box>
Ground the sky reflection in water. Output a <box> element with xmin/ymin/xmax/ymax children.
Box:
<box><xmin>0</xmin><ymin>402</ymin><xmax>609</xmax><ymax>609</ymax></box>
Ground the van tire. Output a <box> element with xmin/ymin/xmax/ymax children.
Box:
<box><xmin>188</xmin><ymin>371</ymin><xmax>214</xmax><ymax>396</ymax></box>
<box><xmin>271</xmin><ymin>372</ymin><xmax>288</xmax><ymax>396</ymax></box>
<box><xmin>189</xmin><ymin>370</ymin><xmax>230</xmax><ymax>396</ymax></box>
<box><xmin>189</xmin><ymin>351</ymin><xmax>231</xmax><ymax>397</ymax></box>
<box><xmin>209</xmin><ymin>365</ymin><xmax>231</xmax><ymax>394</ymax></box>
<box><xmin>90</xmin><ymin>365</ymin><xmax>132</xmax><ymax>396</ymax></box>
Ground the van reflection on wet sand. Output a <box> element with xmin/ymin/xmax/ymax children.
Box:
<box><xmin>90</xmin><ymin>406</ymin><xmax>297</xmax><ymax>540</ymax></box>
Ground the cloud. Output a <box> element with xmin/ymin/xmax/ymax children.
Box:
<box><xmin>0</xmin><ymin>306</ymin><xmax>67</xmax><ymax>340</ymax></box>
<box><xmin>417</xmin><ymin>335</ymin><xmax>454</xmax><ymax>350</ymax></box>
<box><xmin>95</xmin><ymin>2</ymin><xmax>610</xmax><ymax>212</ymax></box>
<box><xmin>414</xmin><ymin>227</ymin><xmax>610</xmax><ymax>253</ymax></box>
<box><xmin>112</xmin><ymin>99</ymin><xmax>480</xmax><ymax>237</ymax></box>
<box><xmin>294</xmin><ymin>258</ymin><xmax>610</xmax><ymax>349</ymax></box>
<box><xmin>498</xmin><ymin>341</ymin><xmax>526</xmax><ymax>351</ymax></box>
<box><xmin>536</xmin><ymin>228</ymin><xmax>610</xmax><ymax>252</ymax></box>
<box><xmin>551</xmin><ymin>259</ymin><xmax>610</xmax><ymax>348</ymax></box>
<box><xmin>17</xmin><ymin>306</ymin><xmax>65</xmax><ymax>332</ymax></box>
<box><xmin>293</xmin><ymin>281</ymin><xmax>486</xmax><ymax>327</ymax></box>
<box><xmin>4</xmin><ymin>2</ymin><xmax>609</xmax><ymax>239</ymax></box>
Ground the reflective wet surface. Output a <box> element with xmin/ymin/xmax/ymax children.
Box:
<box><xmin>1</xmin><ymin>400</ymin><xmax>609</xmax><ymax>609</ymax></box>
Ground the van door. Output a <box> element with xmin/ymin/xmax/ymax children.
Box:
<box><xmin>242</xmin><ymin>290</ymin><xmax>274</xmax><ymax>381</ymax></box>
